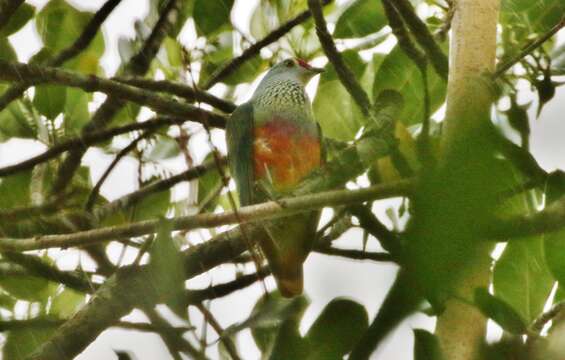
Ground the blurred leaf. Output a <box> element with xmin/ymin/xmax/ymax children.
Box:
<box><xmin>493</xmin><ymin>234</ymin><xmax>553</xmax><ymax>324</ymax></box>
<box><xmin>0</xmin><ymin>3</ymin><xmax>35</xmax><ymax>36</ymax></box>
<box><xmin>334</xmin><ymin>0</ymin><xmax>386</xmax><ymax>39</ymax></box>
<box><xmin>0</xmin><ymin>171</ymin><xmax>31</xmax><ymax>209</ymax></box>
<box><xmin>500</xmin><ymin>0</ymin><xmax>564</xmax><ymax>35</ymax></box>
<box><xmin>193</xmin><ymin>0</ymin><xmax>234</xmax><ymax>36</ymax></box>
<box><xmin>198</xmin><ymin>154</ymin><xmax>223</xmax><ymax>212</ymax></box>
<box><xmin>305</xmin><ymin>298</ymin><xmax>369</xmax><ymax>359</ymax></box>
<box><xmin>413</xmin><ymin>329</ymin><xmax>444</xmax><ymax>360</ymax></box>
<box><xmin>313</xmin><ymin>51</ymin><xmax>367</xmax><ymax>141</ymax></box>
<box><xmin>112</xmin><ymin>103</ymin><xmax>140</xmax><ymax>126</ymax></box>
<box><xmin>534</xmin><ymin>73</ymin><xmax>555</xmax><ymax>118</ymax></box>
<box><xmin>149</xmin><ymin>220</ymin><xmax>185</xmax><ymax>314</ymax></box>
<box><xmin>0</xmin><ymin>274</ymin><xmax>51</xmax><ymax>302</ymax></box>
<box><xmin>131</xmin><ymin>186</ymin><xmax>170</xmax><ymax>221</ymax></box>
<box><xmin>0</xmin><ymin>98</ymin><xmax>36</xmax><ymax>141</ymax></box>
<box><xmin>50</xmin><ymin>288</ymin><xmax>86</xmax><ymax>318</ymax></box>
<box><xmin>373</xmin><ymin>44</ymin><xmax>447</xmax><ymax>125</ymax></box>
<box><xmin>3</xmin><ymin>324</ymin><xmax>58</xmax><ymax>360</ymax></box>
<box><xmin>269</xmin><ymin>321</ymin><xmax>310</xmax><ymax>360</ymax></box>
<box><xmin>145</xmin><ymin>135</ymin><xmax>180</xmax><ymax>161</ymax></box>
<box><xmin>0</xmin><ymin>37</ymin><xmax>17</xmax><ymax>61</ymax></box>
<box><xmin>63</xmin><ymin>88</ymin><xmax>90</xmax><ymax>135</ymax></box>
<box><xmin>33</xmin><ymin>85</ymin><xmax>67</xmax><ymax>119</ymax></box>
<box><xmin>474</xmin><ymin>288</ymin><xmax>528</xmax><ymax>335</ymax></box>
<box><xmin>241</xmin><ymin>291</ymin><xmax>308</xmax><ymax>349</ymax></box>
<box><xmin>551</xmin><ymin>43</ymin><xmax>565</xmax><ymax>75</ymax></box>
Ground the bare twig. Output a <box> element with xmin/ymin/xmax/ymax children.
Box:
<box><xmin>196</xmin><ymin>304</ymin><xmax>241</xmax><ymax>360</ymax></box>
<box><xmin>116</xmin><ymin>76</ymin><xmax>236</xmax><ymax>113</ymax></box>
<box><xmin>85</xmin><ymin>131</ymin><xmax>154</xmax><ymax>211</ymax></box>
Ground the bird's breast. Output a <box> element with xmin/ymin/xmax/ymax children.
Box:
<box><xmin>253</xmin><ymin>119</ymin><xmax>321</xmax><ymax>191</ymax></box>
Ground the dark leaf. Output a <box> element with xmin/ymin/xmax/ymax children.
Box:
<box><xmin>3</xmin><ymin>324</ymin><xmax>58</xmax><ymax>360</ymax></box>
<box><xmin>0</xmin><ymin>3</ymin><xmax>35</xmax><ymax>36</ymax></box>
<box><xmin>193</xmin><ymin>0</ymin><xmax>234</xmax><ymax>36</ymax></box>
<box><xmin>474</xmin><ymin>288</ymin><xmax>528</xmax><ymax>335</ymax></box>
<box><xmin>334</xmin><ymin>0</ymin><xmax>387</xmax><ymax>39</ymax></box>
<box><xmin>413</xmin><ymin>329</ymin><xmax>444</xmax><ymax>360</ymax></box>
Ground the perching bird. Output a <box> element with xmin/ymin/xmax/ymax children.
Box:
<box><xmin>226</xmin><ymin>58</ymin><xmax>325</xmax><ymax>297</ymax></box>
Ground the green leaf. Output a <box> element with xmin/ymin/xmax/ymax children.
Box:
<box><xmin>334</xmin><ymin>0</ymin><xmax>387</xmax><ymax>39</ymax></box>
<box><xmin>197</xmin><ymin>154</ymin><xmax>223</xmax><ymax>212</ymax></box>
<box><xmin>193</xmin><ymin>0</ymin><xmax>234</xmax><ymax>36</ymax></box>
<box><xmin>0</xmin><ymin>274</ymin><xmax>51</xmax><ymax>302</ymax></box>
<box><xmin>372</xmin><ymin>44</ymin><xmax>447</xmax><ymax>125</ymax></box>
<box><xmin>50</xmin><ymin>288</ymin><xmax>86</xmax><ymax>318</ymax></box>
<box><xmin>0</xmin><ymin>98</ymin><xmax>36</xmax><ymax>141</ymax></box>
<box><xmin>493</xmin><ymin>236</ymin><xmax>554</xmax><ymax>324</ymax></box>
<box><xmin>3</xmin><ymin>324</ymin><xmax>58</xmax><ymax>360</ymax></box>
<box><xmin>33</xmin><ymin>85</ymin><xmax>67</xmax><ymax>119</ymax></box>
<box><xmin>63</xmin><ymin>88</ymin><xmax>90</xmax><ymax>135</ymax></box>
<box><xmin>131</xmin><ymin>185</ymin><xmax>170</xmax><ymax>221</ymax></box>
<box><xmin>0</xmin><ymin>37</ymin><xmax>17</xmax><ymax>61</ymax></box>
<box><xmin>149</xmin><ymin>220</ymin><xmax>185</xmax><ymax>314</ymax></box>
<box><xmin>0</xmin><ymin>171</ymin><xmax>31</xmax><ymax>209</ymax></box>
<box><xmin>501</xmin><ymin>0</ymin><xmax>564</xmax><ymax>35</ymax></box>
<box><xmin>305</xmin><ymin>298</ymin><xmax>369</xmax><ymax>359</ymax></box>
<box><xmin>474</xmin><ymin>288</ymin><xmax>528</xmax><ymax>335</ymax></box>
<box><xmin>0</xmin><ymin>3</ymin><xmax>35</xmax><ymax>36</ymax></box>
<box><xmin>313</xmin><ymin>51</ymin><xmax>367</xmax><ymax>141</ymax></box>
<box><xmin>240</xmin><ymin>292</ymin><xmax>308</xmax><ymax>350</ymax></box>
<box><xmin>413</xmin><ymin>329</ymin><xmax>444</xmax><ymax>360</ymax></box>
<box><xmin>269</xmin><ymin>321</ymin><xmax>311</xmax><ymax>360</ymax></box>
<box><xmin>36</xmin><ymin>0</ymin><xmax>105</xmax><ymax>73</ymax></box>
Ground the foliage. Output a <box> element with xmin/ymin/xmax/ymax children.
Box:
<box><xmin>0</xmin><ymin>0</ymin><xmax>563</xmax><ymax>359</ymax></box>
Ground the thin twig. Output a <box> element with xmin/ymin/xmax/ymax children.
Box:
<box><xmin>115</xmin><ymin>76</ymin><xmax>236</xmax><ymax>113</ymax></box>
<box><xmin>195</xmin><ymin>304</ymin><xmax>241</xmax><ymax>360</ymax></box>
<box><xmin>85</xmin><ymin>131</ymin><xmax>154</xmax><ymax>211</ymax></box>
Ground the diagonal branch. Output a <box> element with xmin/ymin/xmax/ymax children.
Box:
<box><xmin>308</xmin><ymin>0</ymin><xmax>372</xmax><ymax>116</ymax></box>
<box><xmin>202</xmin><ymin>0</ymin><xmax>333</xmax><ymax>89</ymax></box>
<box><xmin>0</xmin><ymin>60</ymin><xmax>227</xmax><ymax>128</ymax></box>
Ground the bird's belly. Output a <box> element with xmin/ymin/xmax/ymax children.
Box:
<box><xmin>253</xmin><ymin>120</ymin><xmax>321</xmax><ymax>192</ymax></box>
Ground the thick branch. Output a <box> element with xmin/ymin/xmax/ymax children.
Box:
<box><xmin>0</xmin><ymin>60</ymin><xmax>227</xmax><ymax>128</ymax></box>
<box><xmin>0</xmin><ymin>180</ymin><xmax>412</xmax><ymax>252</ymax></box>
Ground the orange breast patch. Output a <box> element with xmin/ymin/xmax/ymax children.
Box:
<box><xmin>254</xmin><ymin>121</ymin><xmax>321</xmax><ymax>191</ymax></box>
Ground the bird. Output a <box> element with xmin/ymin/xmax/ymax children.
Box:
<box><xmin>226</xmin><ymin>58</ymin><xmax>325</xmax><ymax>297</ymax></box>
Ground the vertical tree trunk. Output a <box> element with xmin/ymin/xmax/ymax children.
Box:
<box><xmin>435</xmin><ymin>1</ymin><xmax>500</xmax><ymax>359</ymax></box>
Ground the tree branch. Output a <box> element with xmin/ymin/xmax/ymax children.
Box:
<box><xmin>0</xmin><ymin>60</ymin><xmax>227</xmax><ymax>128</ymax></box>
<box><xmin>0</xmin><ymin>179</ymin><xmax>411</xmax><ymax>252</ymax></box>
<box><xmin>0</xmin><ymin>0</ymin><xmax>123</xmax><ymax>112</ymax></box>
<box><xmin>308</xmin><ymin>0</ymin><xmax>372</xmax><ymax>116</ymax></box>
<box><xmin>0</xmin><ymin>116</ymin><xmax>190</xmax><ymax>177</ymax></box>
<box><xmin>115</xmin><ymin>76</ymin><xmax>236</xmax><ymax>113</ymax></box>
<box><xmin>202</xmin><ymin>0</ymin><xmax>332</xmax><ymax>89</ymax></box>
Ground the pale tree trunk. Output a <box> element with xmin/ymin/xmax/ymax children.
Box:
<box><xmin>435</xmin><ymin>0</ymin><xmax>500</xmax><ymax>359</ymax></box>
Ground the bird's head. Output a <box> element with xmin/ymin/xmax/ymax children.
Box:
<box><xmin>263</xmin><ymin>58</ymin><xmax>324</xmax><ymax>85</ymax></box>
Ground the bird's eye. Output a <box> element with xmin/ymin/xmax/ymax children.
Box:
<box><xmin>285</xmin><ymin>60</ymin><xmax>294</xmax><ymax>67</ymax></box>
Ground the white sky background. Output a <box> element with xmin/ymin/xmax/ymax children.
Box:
<box><xmin>0</xmin><ymin>0</ymin><xmax>564</xmax><ymax>359</ymax></box>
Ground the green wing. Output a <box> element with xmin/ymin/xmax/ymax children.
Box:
<box><xmin>226</xmin><ymin>102</ymin><xmax>255</xmax><ymax>206</ymax></box>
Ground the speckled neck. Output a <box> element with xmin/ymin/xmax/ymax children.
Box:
<box><xmin>252</xmin><ymin>78</ymin><xmax>312</xmax><ymax>121</ymax></box>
